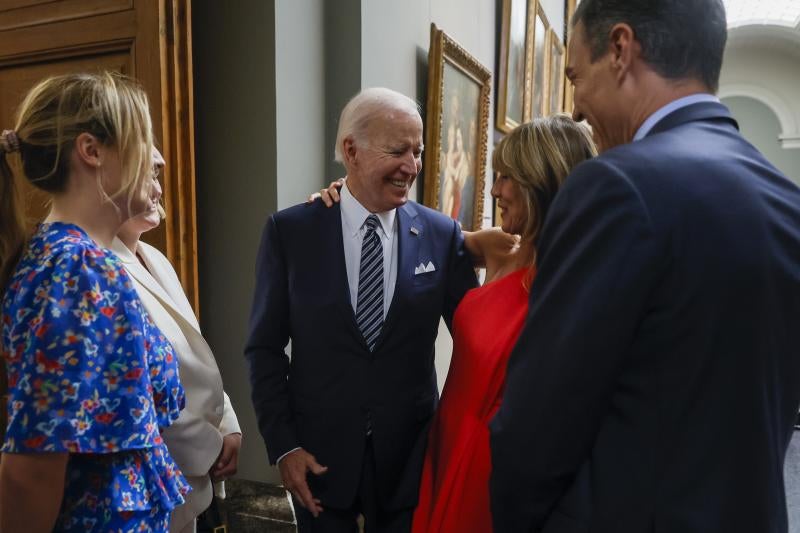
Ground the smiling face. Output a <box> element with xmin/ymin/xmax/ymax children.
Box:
<box><xmin>139</xmin><ymin>147</ymin><xmax>165</xmax><ymax>228</ymax></box>
<box><xmin>491</xmin><ymin>172</ymin><xmax>527</xmax><ymax>235</ymax></box>
<box><xmin>345</xmin><ymin>110</ymin><xmax>424</xmax><ymax>212</ymax></box>
<box><xmin>117</xmin><ymin>147</ymin><xmax>165</xmax><ymax>242</ymax></box>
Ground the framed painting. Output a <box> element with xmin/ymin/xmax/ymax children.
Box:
<box><xmin>423</xmin><ymin>24</ymin><xmax>491</xmax><ymax>231</ymax></box>
<box><xmin>531</xmin><ymin>3</ymin><xmax>550</xmax><ymax>119</ymax></box>
<box><xmin>496</xmin><ymin>0</ymin><xmax>536</xmax><ymax>132</ymax></box>
<box><xmin>547</xmin><ymin>27</ymin><xmax>565</xmax><ymax>115</ymax></box>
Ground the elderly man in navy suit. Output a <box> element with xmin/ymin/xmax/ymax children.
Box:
<box><xmin>246</xmin><ymin>88</ymin><xmax>477</xmax><ymax>533</ymax></box>
<box><xmin>490</xmin><ymin>1</ymin><xmax>800</xmax><ymax>532</ymax></box>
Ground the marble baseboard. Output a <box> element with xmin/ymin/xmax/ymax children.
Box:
<box><xmin>221</xmin><ymin>431</ymin><xmax>800</xmax><ymax>532</ymax></box>
<box><xmin>223</xmin><ymin>479</ymin><xmax>296</xmax><ymax>532</ymax></box>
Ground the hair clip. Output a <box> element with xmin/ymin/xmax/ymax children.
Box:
<box><xmin>0</xmin><ymin>129</ymin><xmax>20</xmax><ymax>154</ymax></box>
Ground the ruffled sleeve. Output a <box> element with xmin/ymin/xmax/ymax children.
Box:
<box><xmin>3</xmin><ymin>241</ymin><xmax>164</xmax><ymax>454</ymax></box>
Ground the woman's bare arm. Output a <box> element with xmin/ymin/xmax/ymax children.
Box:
<box><xmin>464</xmin><ymin>227</ymin><xmax>519</xmax><ymax>270</ymax></box>
<box><xmin>0</xmin><ymin>452</ymin><xmax>68</xmax><ymax>533</ymax></box>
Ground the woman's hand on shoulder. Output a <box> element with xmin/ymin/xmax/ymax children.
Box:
<box><xmin>464</xmin><ymin>227</ymin><xmax>519</xmax><ymax>268</ymax></box>
<box><xmin>307</xmin><ymin>177</ymin><xmax>345</xmax><ymax>207</ymax></box>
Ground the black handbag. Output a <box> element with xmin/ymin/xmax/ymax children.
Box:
<box><xmin>196</xmin><ymin>494</ymin><xmax>229</xmax><ymax>533</ymax></box>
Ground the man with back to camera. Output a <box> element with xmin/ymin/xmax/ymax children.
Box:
<box><xmin>489</xmin><ymin>1</ymin><xmax>800</xmax><ymax>532</ymax></box>
<box><xmin>245</xmin><ymin>87</ymin><xmax>478</xmax><ymax>533</ymax></box>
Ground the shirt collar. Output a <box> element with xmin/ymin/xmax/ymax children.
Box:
<box><xmin>340</xmin><ymin>180</ymin><xmax>396</xmax><ymax>239</ymax></box>
<box><xmin>633</xmin><ymin>93</ymin><xmax>720</xmax><ymax>142</ymax></box>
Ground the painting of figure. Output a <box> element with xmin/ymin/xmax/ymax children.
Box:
<box><xmin>424</xmin><ymin>25</ymin><xmax>490</xmax><ymax>232</ymax></box>
<box><xmin>438</xmin><ymin>65</ymin><xmax>481</xmax><ymax>228</ymax></box>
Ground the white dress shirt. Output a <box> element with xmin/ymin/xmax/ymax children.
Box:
<box><xmin>340</xmin><ymin>181</ymin><xmax>398</xmax><ymax>318</ymax></box>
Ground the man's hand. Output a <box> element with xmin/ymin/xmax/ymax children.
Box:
<box><xmin>307</xmin><ymin>178</ymin><xmax>345</xmax><ymax>207</ymax></box>
<box><xmin>278</xmin><ymin>448</ymin><xmax>328</xmax><ymax>517</ymax></box>
<box><xmin>210</xmin><ymin>433</ymin><xmax>242</xmax><ymax>482</ymax></box>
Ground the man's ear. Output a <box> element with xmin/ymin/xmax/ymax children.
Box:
<box><xmin>608</xmin><ymin>23</ymin><xmax>637</xmax><ymax>84</ymax></box>
<box><xmin>342</xmin><ymin>136</ymin><xmax>358</xmax><ymax>167</ymax></box>
<box><xmin>74</xmin><ymin>132</ymin><xmax>103</xmax><ymax>169</ymax></box>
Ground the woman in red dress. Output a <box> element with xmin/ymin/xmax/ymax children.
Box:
<box><xmin>412</xmin><ymin>115</ymin><xmax>597</xmax><ymax>533</ymax></box>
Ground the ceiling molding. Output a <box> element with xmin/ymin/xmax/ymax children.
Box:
<box><xmin>778</xmin><ymin>134</ymin><xmax>800</xmax><ymax>150</ymax></box>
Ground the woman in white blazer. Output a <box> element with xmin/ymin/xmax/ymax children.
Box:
<box><xmin>112</xmin><ymin>149</ymin><xmax>241</xmax><ymax>533</ymax></box>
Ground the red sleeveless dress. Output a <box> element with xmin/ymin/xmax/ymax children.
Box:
<box><xmin>412</xmin><ymin>267</ymin><xmax>531</xmax><ymax>533</ymax></box>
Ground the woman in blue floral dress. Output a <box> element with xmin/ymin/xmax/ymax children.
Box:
<box><xmin>0</xmin><ymin>73</ymin><xmax>189</xmax><ymax>532</ymax></box>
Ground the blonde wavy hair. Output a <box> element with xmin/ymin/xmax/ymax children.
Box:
<box><xmin>492</xmin><ymin>114</ymin><xmax>597</xmax><ymax>251</ymax></box>
<box><xmin>0</xmin><ymin>71</ymin><xmax>154</xmax><ymax>291</ymax></box>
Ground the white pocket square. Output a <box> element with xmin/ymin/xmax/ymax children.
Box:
<box><xmin>414</xmin><ymin>261</ymin><xmax>436</xmax><ymax>275</ymax></box>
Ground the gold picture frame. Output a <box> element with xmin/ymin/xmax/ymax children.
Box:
<box><xmin>423</xmin><ymin>23</ymin><xmax>491</xmax><ymax>231</ymax></box>
<box><xmin>531</xmin><ymin>3</ymin><xmax>550</xmax><ymax>119</ymax></box>
<box><xmin>546</xmin><ymin>27</ymin><xmax>565</xmax><ymax>115</ymax></box>
<box><xmin>496</xmin><ymin>0</ymin><xmax>536</xmax><ymax>132</ymax></box>
<box><xmin>563</xmin><ymin>0</ymin><xmax>578</xmax><ymax>115</ymax></box>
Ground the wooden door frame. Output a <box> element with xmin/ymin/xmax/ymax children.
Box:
<box><xmin>0</xmin><ymin>0</ymin><xmax>200</xmax><ymax>314</ymax></box>
<box><xmin>158</xmin><ymin>0</ymin><xmax>200</xmax><ymax>315</ymax></box>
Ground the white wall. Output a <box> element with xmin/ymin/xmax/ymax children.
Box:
<box><xmin>193</xmin><ymin>0</ymin><xmax>280</xmax><ymax>484</ymax></box>
<box><xmin>276</xmin><ymin>0</ymin><xmax>326</xmax><ymax>209</ymax></box>
<box><xmin>719</xmin><ymin>39</ymin><xmax>800</xmax><ymax>150</ymax></box>
<box><xmin>723</xmin><ymin>96</ymin><xmax>800</xmax><ymax>185</ymax></box>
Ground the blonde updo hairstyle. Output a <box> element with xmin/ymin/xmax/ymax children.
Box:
<box><xmin>0</xmin><ymin>71</ymin><xmax>154</xmax><ymax>291</ymax></box>
<box><xmin>492</xmin><ymin>114</ymin><xmax>597</xmax><ymax>251</ymax></box>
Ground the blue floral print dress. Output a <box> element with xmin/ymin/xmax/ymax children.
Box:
<box><xmin>1</xmin><ymin>222</ymin><xmax>190</xmax><ymax>532</ymax></box>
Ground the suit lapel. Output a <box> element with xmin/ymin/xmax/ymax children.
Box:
<box><xmin>319</xmin><ymin>204</ymin><xmax>369</xmax><ymax>349</ymax></box>
<box><xmin>110</xmin><ymin>238</ymin><xmax>198</xmax><ymax>335</ymax></box>
<box><xmin>136</xmin><ymin>242</ymin><xmax>202</xmax><ymax>333</ymax></box>
<box><xmin>111</xmin><ymin>238</ymin><xmax>224</xmax><ymax>374</ymax></box>
<box><xmin>373</xmin><ymin>202</ymin><xmax>420</xmax><ymax>351</ymax></box>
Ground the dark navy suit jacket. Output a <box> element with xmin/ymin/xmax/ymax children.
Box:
<box><xmin>490</xmin><ymin>101</ymin><xmax>800</xmax><ymax>532</ymax></box>
<box><xmin>246</xmin><ymin>199</ymin><xmax>477</xmax><ymax>510</ymax></box>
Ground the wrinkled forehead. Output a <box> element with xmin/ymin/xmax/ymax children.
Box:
<box><xmin>366</xmin><ymin>109</ymin><xmax>423</xmax><ymax>144</ymax></box>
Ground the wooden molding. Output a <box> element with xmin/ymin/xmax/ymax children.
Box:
<box><xmin>160</xmin><ymin>0</ymin><xmax>200</xmax><ymax>315</ymax></box>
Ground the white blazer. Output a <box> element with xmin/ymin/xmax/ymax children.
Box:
<box><xmin>111</xmin><ymin>238</ymin><xmax>240</xmax><ymax>532</ymax></box>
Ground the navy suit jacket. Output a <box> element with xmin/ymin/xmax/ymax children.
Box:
<box><xmin>490</xmin><ymin>101</ymin><xmax>800</xmax><ymax>532</ymax></box>
<box><xmin>246</xmin><ymin>199</ymin><xmax>477</xmax><ymax>510</ymax></box>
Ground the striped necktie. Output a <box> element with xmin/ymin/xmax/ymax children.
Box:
<box><xmin>356</xmin><ymin>214</ymin><xmax>383</xmax><ymax>351</ymax></box>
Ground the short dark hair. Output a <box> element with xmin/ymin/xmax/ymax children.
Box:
<box><xmin>572</xmin><ymin>0</ymin><xmax>727</xmax><ymax>92</ymax></box>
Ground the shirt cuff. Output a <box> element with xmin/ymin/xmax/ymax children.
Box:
<box><xmin>276</xmin><ymin>447</ymin><xmax>302</xmax><ymax>465</ymax></box>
